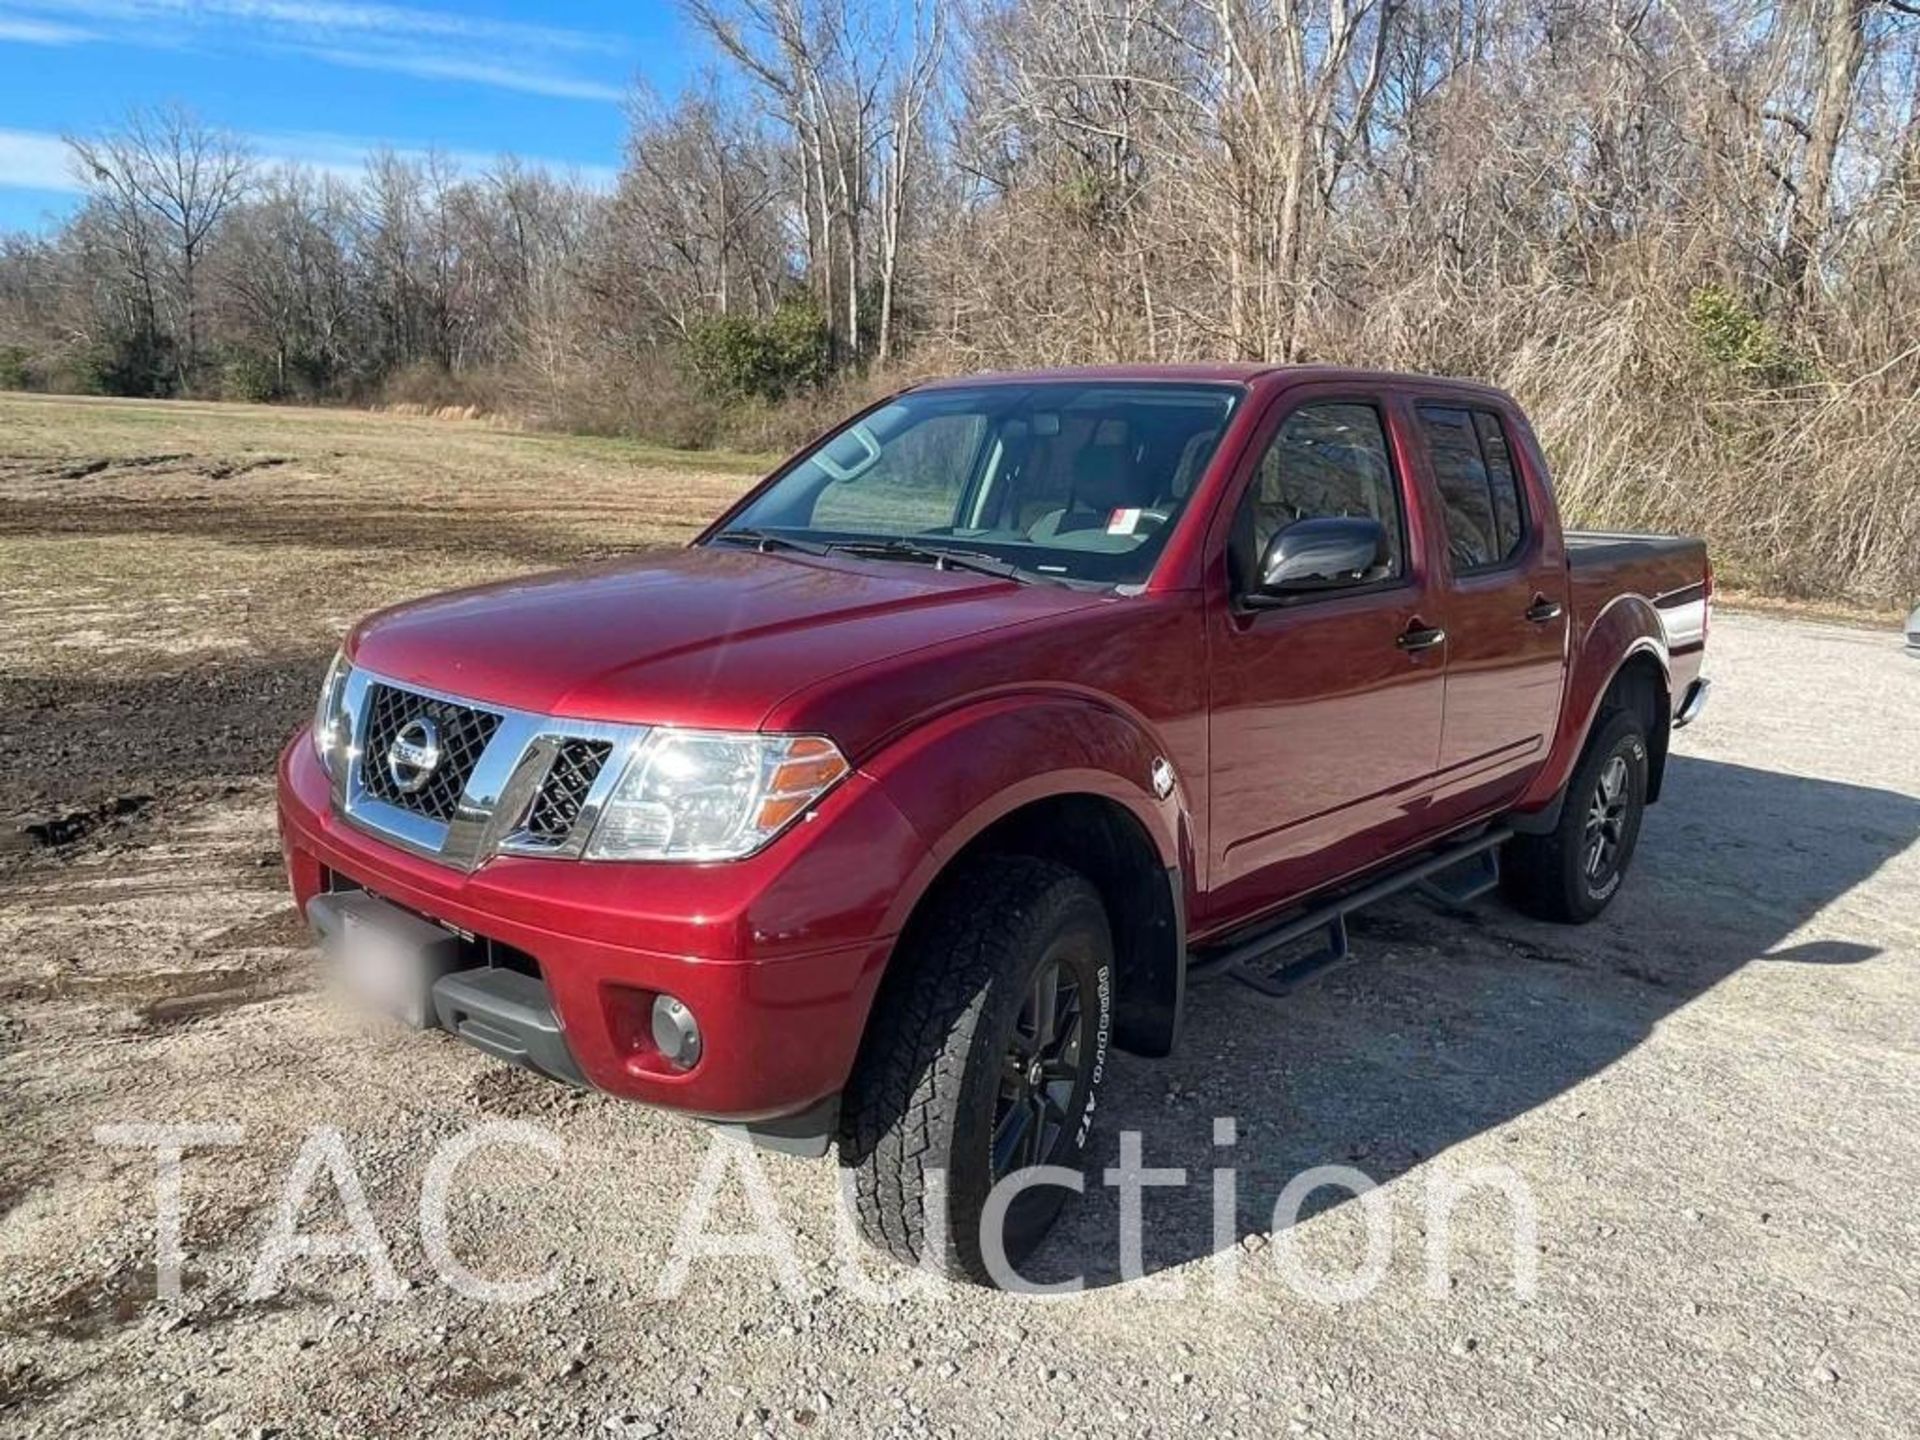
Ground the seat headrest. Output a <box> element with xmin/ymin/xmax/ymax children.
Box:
<box><xmin>1171</xmin><ymin>427</ymin><xmax>1221</xmax><ymax>498</ymax></box>
<box><xmin>1072</xmin><ymin>444</ymin><xmax>1149</xmax><ymax>513</ymax></box>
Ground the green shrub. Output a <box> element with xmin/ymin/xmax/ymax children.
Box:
<box><xmin>0</xmin><ymin>345</ymin><xmax>29</xmax><ymax>390</ymax></box>
<box><xmin>1686</xmin><ymin>285</ymin><xmax>1814</xmax><ymax>389</ymax></box>
<box><xmin>1055</xmin><ymin>172</ymin><xmax>1123</xmax><ymax>228</ymax></box>
<box><xmin>220</xmin><ymin>350</ymin><xmax>283</xmax><ymax>403</ymax></box>
<box><xmin>72</xmin><ymin>331</ymin><xmax>176</xmax><ymax>397</ymax></box>
<box><xmin>683</xmin><ymin>299</ymin><xmax>830</xmax><ymax>404</ymax></box>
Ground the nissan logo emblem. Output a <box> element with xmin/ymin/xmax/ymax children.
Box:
<box><xmin>386</xmin><ymin>715</ymin><xmax>442</xmax><ymax>794</ymax></box>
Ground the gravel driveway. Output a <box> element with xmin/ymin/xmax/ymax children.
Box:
<box><xmin>2</xmin><ymin>404</ymin><xmax>1916</xmax><ymax>1438</ymax></box>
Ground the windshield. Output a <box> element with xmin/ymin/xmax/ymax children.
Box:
<box><xmin>714</xmin><ymin>382</ymin><xmax>1242</xmax><ymax>585</ymax></box>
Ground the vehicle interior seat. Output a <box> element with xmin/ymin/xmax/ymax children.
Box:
<box><xmin>1027</xmin><ymin>443</ymin><xmax>1166</xmax><ymax>548</ymax></box>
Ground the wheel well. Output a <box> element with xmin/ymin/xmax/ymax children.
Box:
<box><xmin>911</xmin><ymin>795</ymin><xmax>1183</xmax><ymax>1058</ymax></box>
<box><xmin>1606</xmin><ymin>652</ymin><xmax>1671</xmax><ymax>803</ymax></box>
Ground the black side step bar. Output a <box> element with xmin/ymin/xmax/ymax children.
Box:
<box><xmin>1192</xmin><ymin>826</ymin><xmax>1512</xmax><ymax>998</ymax></box>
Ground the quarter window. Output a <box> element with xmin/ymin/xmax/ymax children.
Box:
<box><xmin>1417</xmin><ymin>405</ymin><xmax>1527</xmax><ymax>571</ymax></box>
<box><xmin>1233</xmin><ymin>402</ymin><xmax>1406</xmax><ymax>590</ymax></box>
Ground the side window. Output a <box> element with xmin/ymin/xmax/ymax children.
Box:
<box><xmin>1417</xmin><ymin>404</ymin><xmax>1527</xmax><ymax>571</ymax></box>
<box><xmin>1235</xmin><ymin>402</ymin><xmax>1405</xmax><ymax>588</ymax></box>
<box><xmin>1473</xmin><ymin>411</ymin><xmax>1524</xmax><ymax>559</ymax></box>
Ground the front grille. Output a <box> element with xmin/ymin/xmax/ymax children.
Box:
<box><xmin>359</xmin><ymin>682</ymin><xmax>502</xmax><ymax>822</ymax></box>
<box><xmin>521</xmin><ymin>739</ymin><xmax>614</xmax><ymax>843</ymax></box>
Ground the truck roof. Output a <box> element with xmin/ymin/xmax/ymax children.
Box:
<box><xmin>910</xmin><ymin>362</ymin><xmax>1515</xmax><ymax>402</ymax></box>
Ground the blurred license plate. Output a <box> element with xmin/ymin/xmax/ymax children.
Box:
<box><xmin>316</xmin><ymin>892</ymin><xmax>461</xmax><ymax>1029</ymax></box>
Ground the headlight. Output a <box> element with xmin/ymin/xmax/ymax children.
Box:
<box><xmin>584</xmin><ymin>731</ymin><xmax>849</xmax><ymax>861</ymax></box>
<box><xmin>311</xmin><ymin>650</ymin><xmax>353</xmax><ymax>777</ymax></box>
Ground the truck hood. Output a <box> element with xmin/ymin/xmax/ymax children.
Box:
<box><xmin>347</xmin><ymin>546</ymin><xmax>1105</xmax><ymax>737</ymax></box>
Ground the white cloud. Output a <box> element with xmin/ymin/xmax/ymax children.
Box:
<box><xmin>0</xmin><ymin>125</ymin><xmax>617</xmax><ymax>198</ymax></box>
<box><xmin>0</xmin><ymin>128</ymin><xmax>84</xmax><ymax>192</ymax></box>
<box><xmin>18</xmin><ymin>0</ymin><xmax>612</xmax><ymax>51</ymax></box>
<box><xmin>257</xmin><ymin>129</ymin><xmax>618</xmax><ymax>189</ymax></box>
<box><xmin>0</xmin><ymin>0</ymin><xmax>628</xmax><ymax>101</ymax></box>
<box><xmin>0</xmin><ymin>15</ymin><xmax>92</xmax><ymax>41</ymax></box>
<box><xmin>293</xmin><ymin>45</ymin><xmax>626</xmax><ymax>104</ymax></box>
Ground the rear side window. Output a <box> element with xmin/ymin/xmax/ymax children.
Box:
<box><xmin>1237</xmin><ymin>402</ymin><xmax>1406</xmax><ymax>584</ymax></box>
<box><xmin>1417</xmin><ymin>404</ymin><xmax>1526</xmax><ymax>571</ymax></box>
<box><xmin>1472</xmin><ymin>412</ymin><xmax>1524</xmax><ymax>557</ymax></box>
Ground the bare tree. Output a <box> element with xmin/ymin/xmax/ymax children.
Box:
<box><xmin>594</xmin><ymin>86</ymin><xmax>787</xmax><ymax>340</ymax></box>
<box><xmin>213</xmin><ymin>167</ymin><xmax>355</xmax><ymax>395</ymax></box>
<box><xmin>1183</xmin><ymin>0</ymin><xmax>1397</xmax><ymax>359</ymax></box>
<box><xmin>1779</xmin><ymin>0</ymin><xmax>1911</xmax><ymax>303</ymax></box>
<box><xmin>684</xmin><ymin>0</ymin><xmax>894</xmax><ymax>361</ymax></box>
<box><xmin>876</xmin><ymin>0</ymin><xmax>946</xmax><ymax>362</ymax></box>
<box><xmin>68</xmin><ymin>105</ymin><xmax>251</xmax><ymax>388</ymax></box>
<box><xmin>62</xmin><ymin>137</ymin><xmax>167</xmax><ymax>390</ymax></box>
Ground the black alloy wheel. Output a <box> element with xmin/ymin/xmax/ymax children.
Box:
<box><xmin>991</xmin><ymin>957</ymin><xmax>1089</xmax><ymax>1179</ymax></box>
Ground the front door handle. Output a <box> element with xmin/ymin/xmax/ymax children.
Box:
<box><xmin>1396</xmin><ymin>623</ymin><xmax>1447</xmax><ymax>652</ymax></box>
<box><xmin>1525</xmin><ymin>596</ymin><xmax>1564</xmax><ymax>624</ymax></box>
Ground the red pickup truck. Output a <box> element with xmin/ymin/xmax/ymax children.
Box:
<box><xmin>279</xmin><ymin>365</ymin><xmax>1709</xmax><ymax>1282</ymax></box>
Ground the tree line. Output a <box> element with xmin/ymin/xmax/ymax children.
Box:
<box><xmin>2</xmin><ymin>0</ymin><xmax>1917</xmax><ymax>603</ymax></box>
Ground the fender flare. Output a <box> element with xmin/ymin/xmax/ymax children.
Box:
<box><xmin>1513</xmin><ymin>595</ymin><xmax>1671</xmax><ymax>825</ymax></box>
<box><xmin>859</xmin><ymin>692</ymin><xmax>1194</xmax><ymax>1055</ymax></box>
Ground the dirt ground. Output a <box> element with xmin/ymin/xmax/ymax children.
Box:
<box><xmin>2</xmin><ymin>392</ymin><xmax>1917</xmax><ymax>1438</ymax></box>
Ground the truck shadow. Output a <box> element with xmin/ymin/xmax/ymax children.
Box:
<box><xmin>1026</xmin><ymin>755</ymin><xmax>1919</xmax><ymax>1289</ymax></box>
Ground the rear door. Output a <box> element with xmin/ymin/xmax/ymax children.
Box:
<box><xmin>1411</xmin><ymin>400</ymin><xmax>1568</xmax><ymax>814</ymax></box>
<box><xmin>1203</xmin><ymin>388</ymin><xmax>1447</xmax><ymax>926</ymax></box>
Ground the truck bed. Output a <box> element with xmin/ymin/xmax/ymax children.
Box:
<box><xmin>1566</xmin><ymin>530</ymin><xmax>1708</xmax><ymax>606</ymax></box>
<box><xmin>1565</xmin><ymin>528</ymin><xmax>1710</xmax><ymax>705</ymax></box>
<box><xmin>1565</xmin><ymin>529</ymin><xmax>1706</xmax><ymax>573</ymax></box>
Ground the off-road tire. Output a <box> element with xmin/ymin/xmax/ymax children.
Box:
<box><xmin>1503</xmin><ymin>706</ymin><xmax>1650</xmax><ymax>923</ymax></box>
<box><xmin>837</xmin><ymin>855</ymin><xmax>1113</xmax><ymax>1285</ymax></box>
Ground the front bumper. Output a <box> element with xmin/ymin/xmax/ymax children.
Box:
<box><xmin>309</xmin><ymin>889</ymin><xmax>590</xmax><ymax>1087</ymax></box>
<box><xmin>278</xmin><ymin>731</ymin><xmax>929</xmax><ymax>1126</ymax></box>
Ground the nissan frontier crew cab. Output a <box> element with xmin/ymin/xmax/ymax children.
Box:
<box><xmin>279</xmin><ymin>365</ymin><xmax>1711</xmax><ymax>1284</ymax></box>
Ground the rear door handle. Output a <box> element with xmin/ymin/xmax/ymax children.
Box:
<box><xmin>1396</xmin><ymin>623</ymin><xmax>1447</xmax><ymax>652</ymax></box>
<box><xmin>1525</xmin><ymin>596</ymin><xmax>1564</xmax><ymax>624</ymax></box>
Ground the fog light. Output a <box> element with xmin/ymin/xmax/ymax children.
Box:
<box><xmin>651</xmin><ymin>995</ymin><xmax>701</xmax><ymax>1070</ymax></box>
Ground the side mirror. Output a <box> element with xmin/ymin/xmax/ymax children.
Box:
<box><xmin>1254</xmin><ymin>516</ymin><xmax>1389</xmax><ymax>600</ymax></box>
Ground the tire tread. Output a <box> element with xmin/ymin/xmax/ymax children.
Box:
<box><xmin>838</xmin><ymin>854</ymin><xmax>1095</xmax><ymax>1277</ymax></box>
<box><xmin>1503</xmin><ymin>705</ymin><xmax>1646</xmax><ymax>924</ymax></box>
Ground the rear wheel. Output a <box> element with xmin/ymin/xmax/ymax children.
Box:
<box><xmin>837</xmin><ymin>855</ymin><xmax>1112</xmax><ymax>1284</ymax></box>
<box><xmin>1503</xmin><ymin>706</ymin><xmax>1649</xmax><ymax>923</ymax></box>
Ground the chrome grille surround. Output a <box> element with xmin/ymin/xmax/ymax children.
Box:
<box><xmin>329</xmin><ymin>667</ymin><xmax>650</xmax><ymax>871</ymax></box>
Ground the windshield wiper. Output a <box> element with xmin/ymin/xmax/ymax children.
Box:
<box><xmin>711</xmin><ymin>527</ymin><xmax>831</xmax><ymax>556</ymax></box>
<box><xmin>826</xmin><ymin>538</ymin><xmax>1035</xmax><ymax>584</ymax></box>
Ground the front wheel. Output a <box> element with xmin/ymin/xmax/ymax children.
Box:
<box><xmin>1503</xmin><ymin>706</ymin><xmax>1649</xmax><ymax>923</ymax></box>
<box><xmin>836</xmin><ymin>855</ymin><xmax>1113</xmax><ymax>1285</ymax></box>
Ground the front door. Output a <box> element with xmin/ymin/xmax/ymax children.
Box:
<box><xmin>1203</xmin><ymin>393</ymin><xmax>1447</xmax><ymax>929</ymax></box>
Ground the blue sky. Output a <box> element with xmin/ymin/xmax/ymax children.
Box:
<box><xmin>0</xmin><ymin>1</ymin><xmax>702</xmax><ymax>230</ymax></box>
